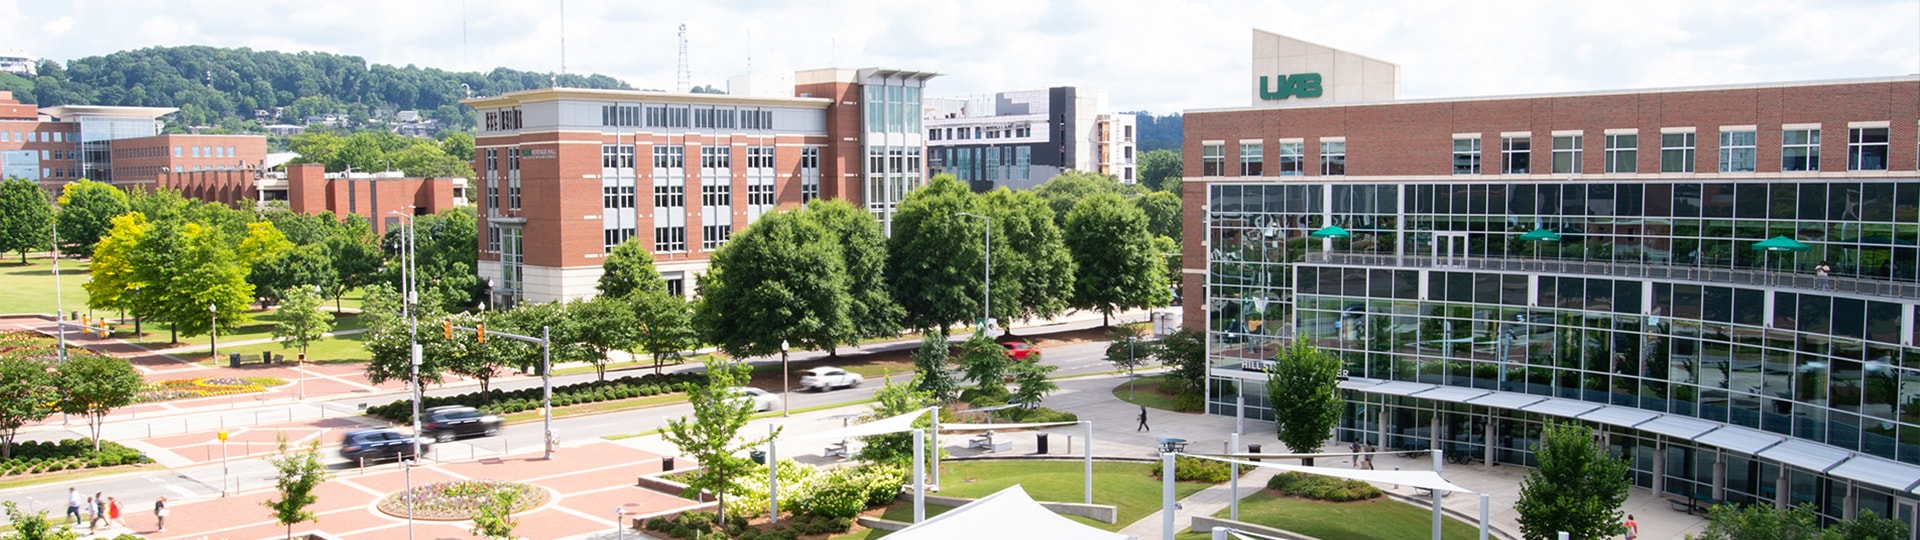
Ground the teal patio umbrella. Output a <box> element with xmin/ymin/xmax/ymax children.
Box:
<box><xmin>1519</xmin><ymin>228</ymin><xmax>1561</xmax><ymax>264</ymax></box>
<box><xmin>1751</xmin><ymin>235</ymin><xmax>1811</xmax><ymax>281</ymax></box>
<box><xmin>1309</xmin><ymin>225</ymin><xmax>1351</xmax><ymax>239</ymax></box>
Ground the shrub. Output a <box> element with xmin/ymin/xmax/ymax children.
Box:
<box><xmin>1151</xmin><ymin>455</ymin><xmax>1249</xmax><ymax>483</ymax></box>
<box><xmin>1006</xmin><ymin>406</ymin><xmax>1078</xmax><ymax>423</ymax></box>
<box><xmin>1266</xmin><ymin>471</ymin><xmax>1383</xmax><ymax>502</ymax></box>
<box><xmin>364</xmin><ymin>372</ymin><xmax>702</xmax><ymax>423</ymax></box>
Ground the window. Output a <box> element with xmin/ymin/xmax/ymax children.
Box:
<box><xmin>1849</xmin><ymin>127</ymin><xmax>1889</xmax><ymax>171</ymax></box>
<box><xmin>1239</xmin><ymin>143</ymin><xmax>1263</xmax><ymax>176</ymax></box>
<box><xmin>1782</xmin><ymin>128</ymin><xmax>1820</xmax><ymax>171</ymax></box>
<box><xmin>484</xmin><ymin>148</ymin><xmax>498</xmax><ymax>176</ymax></box>
<box><xmin>487</xmin><ymin>225</ymin><xmax>500</xmax><ymax>252</ymax></box>
<box><xmin>1604</xmin><ymin>133</ymin><xmax>1637</xmax><ymax>173</ymax></box>
<box><xmin>1202</xmin><ymin>143</ymin><xmax>1225</xmax><ymax>176</ymax></box>
<box><xmin>191</xmin><ymin>146</ymin><xmax>200</xmax><ymax>157</ymax></box>
<box><xmin>602</xmin><ymin>185</ymin><xmax>635</xmax><ymax>209</ymax></box>
<box><xmin>645</xmin><ymin>105</ymin><xmax>667</xmax><ymax>127</ymax></box>
<box><xmin>701</xmin><ymin>183</ymin><xmax>731</xmax><ymax>207</ymax></box>
<box><xmin>601</xmin><ymin>144</ymin><xmax>634</xmax><ymax>168</ymax></box>
<box><xmin>1277</xmin><ymin>142</ymin><xmax>1303</xmax><ymax>176</ymax></box>
<box><xmin>173</xmin><ymin>146</ymin><xmax>182</xmax><ymax>157</ymax></box>
<box><xmin>602</xmin><ymin>104</ymin><xmax>641</xmax><ymax>127</ymax></box>
<box><xmin>1552</xmin><ymin>135</ymin><xmax>1584</xmax><ymax>174</ymax></box>
<box><xmin>1320</xmin><ymin>141</ymin><xmax>1346</xmax><ymax>175</ymax></box>
<box><xmin>227</xmin><ymin>146</ymin><xmax>236</xmax><ymax>157</ymax></box>
<box><xmin>739</xmin><ymin>110</ymin><xmax>773</xmax><ymax>130</ymax></box>
<box><xmin>654</xmin><ymin>185</ymin><xmax>685</xmax><ymax>208</ymax></box>
<box><xmin>603</xmin><ymin>227</ymin><xmax>636</xmax><ymax>252</ymax></box>
<box><xmin>800</xmin><ymin>146</ymin><xmax>821</xmax><ymax>203</ymax></box>
<box><xmin>746</xmin><ymin>146</ymin><xmax>775</xmax><ymax>169</ymax></box>
<box><xmin>1452</xmin><ymin>137</ymin><xmax>1481</xmax><ymax>175</ymax></box>
<box><xmin>1660</xmin><ymin>132</ymin><xmax>1695</xmax><ymax>173</ymax></box>
<box><xmin>701</xmin><ymin>224</ymin><xmax>732</xmax><ymax>250</ymax></box>
<box><xmin>1719</xmin><ymin>130</ymin><xmax>1756</xmax><ymax>172</ymax></box>
<box><xmin>1502</xmin><ymin>136</ymin><xmax>1530</xmax><ymax>174</ymax></box>
<box><xmin>653</xmin><ymin>225</ymin><xmax>686</xmax><ymax>252</ymax></box>
<box><xmin>653</xmin><ymin>145</ymin><xmax>686</xmax><ymax>169</ymax></box>
<box><xmin>701</xmin><ymin>146</ymin><xmax>731</xmax><ymax>170</ymax></box>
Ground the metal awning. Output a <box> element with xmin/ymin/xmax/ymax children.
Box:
<box><xmin>1338</xmin><ymin>378</ymin><xmax>1383</xmax><ymax>391</ymax></box>
<box><xmin>1576</xmin><ymin>406</ymin><xmax>1661</xmax><ymax>429</ymax></box>
<box><xmin>1758</xmin><ymin>439</ymin><xmax>1853</xmax><ymax>473</ymax></box>
<box><xmin>1693</xmin><ymin>425</ymin><xmax>1784</xmax><ymax>456</ymax></box>
<box><xmin>1828</xmin><ymin>454</ymin><xmax>1920</xmax><ymax>493</ymax></box>
<box><xmin>1520</xmin><ymin>398</ymin><xmax>1604</xmax><ymax>419</ymax></box>
<box><xmin>1637</xmin><ymin>415</ymin><xmax>1721</xmax><ymax>440</ymax></box>
<box><xmin>1358</xmin><ymin>381</ymin><xmax>1436</xmax><ymax>397</ymax></box>
<box><xmin>1412</xmin><ymin>386</ymin><xmax>1491</xmax><ymax>404</ymax></box>
<box><xmin>1464</xmin><ymin>392</ymin><xmax>1547</xmax><ymax>411</ymax></box>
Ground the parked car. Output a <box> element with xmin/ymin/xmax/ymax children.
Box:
<box><xmin>1001</xmin><ymin>341</ymin><xmax>1038</xmax><ymax>361</ymax></box>
<box><xmin>799</xmin><ymin>367</ymin><xmax>864</xmax><ymax>391</ymax></box>
<box><xmin>339</xmin><ymin>428</ymin><xmax>432</xmax><ymax>462</ymax></box>
<box><xmin>420</xmin><ymin>405</ymin><xmax>503</xmax><ymax>442</ymax></box>
<box><xmin>729</xmin><ymin>386</ymin><xmax>782</xmax><ymax>412</ymax></box>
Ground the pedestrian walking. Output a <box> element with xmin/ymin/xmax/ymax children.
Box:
<box><xmin>88</xmin><ymin>493</ymin><xmax>104</xmax><ymax>533</ymax></box>
<box><xmin>108</xmin><ymin>496</ymin><xmax>123</xmax><ymax>528</ymax></box>
<box><xmin>65</xmin><ymin>487</ymin><xmax>81</xmax><ymax>524</ymax></box>
<box><xmin>1350</xmin><ymin>442</ymin><xmax>1361</xmax><ymax>468</ymax></box>
<box><xmin>1136</xmin><ymin>405</ymin><xmax>1150</xmax><ymax>432</ymax></box>
<box><xmin>1363</xmin><ymin>444</ymin><xmax>1376</xmax><ymax>470</ymax></box>
<box><xmin>1816</xmin><ymin>261</ymin><xmax>1833</xmax><ymax>290</ymax></box>
<box><xmin>154</xmin><ymin>496</ymin><xmax>169</xmax><ymax>531</ymax></box>
<box><xmin>1623</xmin><ymin>513</ymin><xmax>1639</xmax><ymax>540</ymax></box>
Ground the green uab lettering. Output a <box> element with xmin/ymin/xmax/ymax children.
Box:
<box><xmin>1258</xmin><ymin>73</ymin><xmax>1325</xmax><ymax>100</ymax></box>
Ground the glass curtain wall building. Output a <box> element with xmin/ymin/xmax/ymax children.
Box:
<box><xmin>1187</xmin><ymin>76</ymin><xmax>1920</xmax><ymax>530</ymax></box>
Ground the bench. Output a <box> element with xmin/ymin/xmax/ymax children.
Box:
<box><xmin>824</xmin><ymin>441</ymin><xmax>850</xmax><ymax>459</ymax></box>
<box><xmin>988</xmin><ymin>441</ymin><xmax>1013</xmax><ymax>453</ymax></box>
<box><xmin>967</xmin><ymin>432</ymin><xmax>998</xmax><ymax>450</ymax></box>
<box><xmin>1667</xmin><ymin>492</ymin><xmax>1716</xmax><ymax>515</ymax></box>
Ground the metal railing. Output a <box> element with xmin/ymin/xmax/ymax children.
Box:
<box><xmin>1300</xmin><ymin>251</ymin><xmax>1920</xmax><ymax>300</ymax></box>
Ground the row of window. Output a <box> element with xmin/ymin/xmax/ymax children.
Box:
<box><xmin>175</xmin><ymin>145</ymin><xmax>239</xmax><ymax>159</ymax></box>
<box><xmin>32</xmin><ymin>149</ymin><xmax>75</xmax><ymax>161</ymax></box>
<box><xmin>928</xmin><ymin>124</ymin><xmax>1034</xmax><ymax>141</ymax></box>
<box><xmin>0</xmin><ymin>130</ymin><xmax>70</xmax><ymax>143</ymax></box>
<box><xmin>483</xmin><ymin>109</ymin><xmax>524</xmax><ymax>131</ymax></box>
<box><xmin>597</xmin><ymin>103</ymin><xmax>782</xmax><ymax>131</ymax></box>
<box><xmin>1203</xmin><ymin>126</ymin><xmax>1898</xmax><ymax>177</ymax></box>
<box><xmin>37</xmin><ymin>167</ymin><xmax>79</xmax><ymax>178</ymax></box>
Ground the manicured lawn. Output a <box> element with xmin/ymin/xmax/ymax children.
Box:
<box><xmin>1172</xmin><ymin>491</ymin><xmax>1481</xmax><ymax>540</ymax></box>
<box><xmin>832</xmin><ymin>460</ymin><xmax>1212</xmax><ymax>538</ymax></box>
<box><xmin>1112</xmin><ymin>374</ymin><xmax>1193</xmax><ymax>412</ymax></box>
<box><xmin>0</xmin><ymin>257</ymin><xmax>91</xmax><ymax>317</ymax></box>
<box><xmin>206</xmin><ymin>332</ymin><xmax>371</xmax><ymax>364</ymax></box>
<box><xmin>123</xmin><ymin>312</ymin><xmax>367</xmax><ymax>352</ymax></box>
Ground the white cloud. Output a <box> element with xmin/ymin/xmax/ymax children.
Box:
<box><xmin>0</xmin><ymin>0</ymin><xmax>1912</xmax><ymax>112</ymax></box>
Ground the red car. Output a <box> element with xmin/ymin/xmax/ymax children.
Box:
<box><xmin>1001</xmin><ymin>341</ymin><xmax>1038</xmax><ymax>361</ymax></box>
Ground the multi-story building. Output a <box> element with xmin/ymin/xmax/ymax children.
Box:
<box><xmin>463</xmin><ymin>67</ymin><xmax>935</xmax><ymax>307</ymax></box>
<box><xmin>1185</xmin><ymin>30</ymin><xmax>1920</xmax><ymax>528</ymax></box>
<box><xmin>156</xmin><ymin>163</ymin><xmax>467</xmax><ymax>237</ymax></box>
<box><xmin>924</xmin><ymin>87</ymin><xmax>1136</xmax><ymax>191</ymax></box>
<box><xmin>0</xmin><ymin>91</ymin><xmax>268</xmax><ymax>193</ymax></box>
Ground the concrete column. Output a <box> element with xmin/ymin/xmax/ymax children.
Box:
<box><xmin>1430</xmin><ymin>415</ymin><xmax>1441</xmax><ymax>451</ymax></box>
<box><xmin>1163</xmin><ymin>452</ymin><xmax>1177</xmax><ymax>540</ymax></box>
<box><xmin>1712</xmin><ymin>452</ymin><xmax>1726</xmax><ymax>502</ymax></box>
<box><xmin>1483</xmin><ymin>417</ymin><xmax>1495</xmax><ymax>465</ymax></box>
<box><xmin>1776</xmin><ymin>468</ymin><xmax>1791</xmax><ymax>510</ymax></box>
<box><xmin>914</xmin><ymin>428</ymin><xmax>925</xmax><ymax>522</ymax></box>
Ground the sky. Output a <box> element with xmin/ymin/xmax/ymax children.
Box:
<box><xmin>2</xmin><ymin>0</ymin><xmax>1917</xmax><ymax>113</ymax></box>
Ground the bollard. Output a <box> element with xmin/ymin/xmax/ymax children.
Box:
<box><xmin>663</xmin><ymin>457</ymin><xmax>675</xmax><ymax>471</ymax></box>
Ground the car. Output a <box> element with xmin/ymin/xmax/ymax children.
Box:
<box><xmin>1001</xmin><ymin>341</ymin><xmax>1038</xmax><ymax>361</ymax></box>
<box><xmin>420</xmin><ymin>405</ymin><xmax>503</xmax><ymax>443</ymax></box>
<box><xmin>799</xmin><ymin>367</ymin><xmax>863</xmax><ymax>391</ymax></box>
<box><xmin>728</xmin><ymin>386</ymin><xmax>782</xmax><ymax>412</ymax></box>
<box><xmin>339</xmin><ymin>428</ymin><xmax>432</xmax><ymax>463</ymax></box>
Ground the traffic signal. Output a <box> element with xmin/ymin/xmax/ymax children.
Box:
<box><xmin>477</xmin><ymin>323</ymin><xmax>486</xmax><ymax>343</ymax></box>
<box><xmin>443</xmin><ymin>319</ymin><xmax>452</xmax><ymax>340</ymax></box>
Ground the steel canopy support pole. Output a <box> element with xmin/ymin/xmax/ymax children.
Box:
<box><xmin>931</xmin><ymin>412</ymin><xmax>941</xmax><ymax>491</ymax></box>
<box><xmin>542</xmin><ymin>325</ymin><xmax>554</xmax><ymax>459</ymax></box>
<box><xmin>913</xmin><ymin>428</ymin><xmax>926</xmax><ymax>523</ymax></box>
<box><xmin>1432</xmin><ymin>449</ymin><xmax>1444</xmax><ymax>540</ymax></box>
<box><xmin>1230</xmin><ymin>432</ymin><xmax>1241</xmax><ymax>520</ymax></box>
<box><xmin>1084</xmin><ymin>420</ymin><xmax>1093</xmax><ymax>505</ymax></box>
<box><xmin>768</xmin><ymin>424</ymin><xmax>779</xmax><ymax>523</ymax></box>
<box><xmin>1162</xmin><ymin>451</ymin><xmax>1177</xmax><ymax>540</ymax></box>
<box><xmin>1479</xmin><ymin>492</ymin><xmax>1490</xmax><ymax>540</ymax></box>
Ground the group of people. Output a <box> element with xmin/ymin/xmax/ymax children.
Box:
<box><xmin>64</xmin><ymin>487</ymin><xmax>167</xmax><ymax>533</ymax></box>
<box><xmin>1347</xmin><ymin>442</ymin><xmax>1375</xmax><ymax>469</ymax></box>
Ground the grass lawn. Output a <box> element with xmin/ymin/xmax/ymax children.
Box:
<box><xmin>0</xmin><ymin>462</ymin><xmax>166</xmax><ymax>491</ymax></box>
<box><xmin>122</xmin><ymin>312</ymin><xmax>367</xmax><ymax>353</ymax></box>
<box><xmin>1172</xmin><ymin>491</ymin><xmax>1481</xmax><ymax>540</ymax></box>
<box><xmin>1112</xmin><ymin>374</ymin><xmax>1195</xmax><ymax>413</ymax></box>
<box><xmin>0</xmin><ymin>257</ymin><xmax>91</xmax><ymax>317</ymax></box>
<box><xmin>831</xmin><ymin>460</ymin><xmax>1212</xmax><ymax>539</ymax></box>
<box><xmin>499</xmin><ymin>392</ymin><xmax>687</xmax><ymax>423</ymax></box>
<box><xmin>207</xmin><ymin>332</ymin><xmax>372</xmax><ymax>364</ymax></box>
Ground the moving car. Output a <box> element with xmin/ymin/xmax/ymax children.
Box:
<box><xmin>420</xmin><ymin>405</ymin><xmax>503</xmax><ymax>442</ymax></box>
<box><xmin>339</xmin><ymin>428</ymin><xmax>432</xmax><ymax>462</ymax></box>
<box><xmin>1001</xmin><ymin>341</ymin><xmax>1038</xmax><ymax>361</ymax></box>
<box><xmin>799</xmin><ymin>367</ymin><xmax>863</xmax><ymax>391</ymax></box>
<box><xmin>729</xmin><ymin>386</ymin><xmax>782</xmax><ymax>412</ymax></box>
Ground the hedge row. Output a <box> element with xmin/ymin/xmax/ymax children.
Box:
<box><xmin>644</xmin><ymin>511</ymin><xmax>851</xmax><ymax>540</ymax></box>
<box><xmin>365</xmin><ymin>372</ymin><xmax>703</xmax><ymax>423</ymax></box>
<box><xmin>1266</xmin><ymin>471</ymin><xmax>1383</xmax><ymax>502</ymax></box>
<box><xmin>0</xmin><ymin>439</ymin><xmax>149</xmax><ymax>477</ymax></box>
<box><xmin>1151</xmin><ymin>454</ymin><xmax>1250</xmax><ymax>483</ymax></box>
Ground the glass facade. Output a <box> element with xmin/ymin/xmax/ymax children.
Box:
<box><xmin>1207</xmin><ymin>177</ymin><xmax>1920</xmax><ymax>526</ymax></box>
<box><xmin>860</xmin><ymin>74</ymin><xmax>929</xmax><ymax>234</ymax></box>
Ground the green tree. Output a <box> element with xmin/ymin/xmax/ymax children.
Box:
<box><xmin>694</xmin><ymin>209</ymin><xmax>850</xmax><ymax>362</ymax></box>
<box><xmin>629</xmin><ymin>288</ymin><xmax>699</xmax><ymax>375</ymax></box>
<box><xmin>0</xmin><ymin>356</ymin><xmax>57</xmax><ymax>459</ymax></box>
<box><xmin>1155</xmin><ymin>328</ymin><xmax>1209</xmax><ymax>410</ymax></box>
<box><xmin>468</xmin><ymin>486</ymin><xmax>523</xmax><ymax>540</ymax></box>
<box><xmin>887</xmin><ymin>175</ymin><xmax>986</xmax><ymax>332</ymax></box>
<box><xmin>269</xmin><ymin>286</ymin><xmax>335</xmax><ymax>360</ymax></box>
<box><xmin>54</xmin><ymin>353</ymin><xmax>143</xmax><ymax>451</ymax></box>
<box><xmin>804</xmin><ymin>199</ymin><xmax>903</xmax><ymax>347</ymax></box>
<box><xmin>1064</xmin><ymin>193</ymin><xmax>1172</xmax><ymax>326</ymax></box>
<box><xmin>85</xmin><ymin>212</ymin><xmax>148</xmax><ymax>330</ymax></box>
<box><xmin>911</xmin><ymin>332</ymin><xmax>960</xmax><ymax>403</ymax></box>
<box><xmin>436</xmin><ymin>310</ymin><xmax>504</xmax><ymax>394</ymax></box>
<box><xmin>596</xmin><ymin>237</ymin><xmax>665</xmax><ymax>299</ymax></box>
<box><xmin>440</xmin><ymin>131</ymin><xmax>476</xmax><ymax>162</ymax></box>
<box><xmin>262</xmin><ymin>437</ymin><xmax>330</xmax><ymax>540</ymax></box>
<box><xmin>979</xmin><ymin>188</ymin><xmax>1075</xmax><ymax>325</ymax></box>
<box><xmin>1008</xmin><ymin>360</ymin><xmax>1059</xmax><ymax>410</ymax></box>
<box><xmin>1514</xmin><ymin>421</ymin><xmax>1631</xmax><ymax>540</ymax></box>
<box><xmin>1264</xmin><ymin>339</ymin><xmax>1342</xmax><ymax>465</ymax></box>
<box><xmin>0</xmin><ymin>177</ymin><xmax>52</xmax><ymax>263</ymax></box>
<box><xmin>251</xmin><ymin>244</ymin><xmax>338</xmax><ymax>308</ymax></box>
<box><xmin>1830</xmin><ymin>509</ymin><xmax>1910</xmax><ymax>539</ymax></box>
<box><xmin>661</xmin><ymin>360</ymin><xmax>776</xmax><ymax>527</ymax></box>
<box><xmin>2</xmin><ymin>500</ymin><xmax>77</xmax><ymax>540</ymax></box>
<box><xmin>236</xmin><ymin>220</ymin><xmax>294</xmax><ymax>270</ymax></box>
<box><xmin>1131</xmin><ymin>190</ymin><xmax>1183</xmax><ymax>241</ymax></box>
<box><xmin>1105</xmin><ymin>325</ymin><xmax>1154</xmax><ymax>399</ymax></box>
<box><xmin>1033</xmin><ymin>170</ymin><xmax>1140</xmax><ymax>228</ymax></box>
<box><xmin>323</xmin><ymin>218</ymin><xmax>381</xmax><ymax>310</ymax></box>
<box><xmin>361</xmin><ymin>283</ymin><xmax>451</xmax><ymax>386</ymax></box>
<box><xmin>53</xmin><ymin>179</ymin><xmax>130</xmax><ymax>254</ymax></box>
<box><xmin>136</xmin><ymin>221</ymin><xmax>253</xmax><ymax>343</ymax></box>
<box><xmin>856</xmin><ymin>373</ymin><xmax>936</xmax><ymax>466</ymax></box>
<box><xmin>956</xmin><ymin>333</ymin><xmax>1010</xmax><ymax>398</ymax></box>
<box><xmin>1136</xmin><ymin>148</ymin><xmax>1183</xmax><ymax>192</ymax></box>
<box><xmin>565</xmin><ymin>295</ymin><xmax>635</xmax><ymax>381</ymax></box>
<box><xmin>381</xmin><ymin>206</ymin><xmax>481</xmax><ymax>312</ymax></box>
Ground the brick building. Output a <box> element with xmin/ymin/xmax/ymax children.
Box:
<box><xmin>0</xmin><ymin>90</ymin><xmax>268</xmax><ymax>194</ymax></box>
<box><xmin>463</xmin><ymin>67</ymin><xmax>936</xmax><ymax>307</ymax></box>
<box><xmin>1185</xmin><ymin>29</ymin><xmax>1920</xmax><ymax>528</ymax></box>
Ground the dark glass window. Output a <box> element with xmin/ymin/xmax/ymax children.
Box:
<box><xmin>1776</xmin><ymin>292</ymin><xmax>1797</xmax><ymax>329</ymax></box>
<box><xmin>1588</xmin><ymin>278</ymin><xmax>1613</xmax><ymax>312</ymax></box>
<box><xmin>1475</xmin><ymin>273</ymin><xmax>1501</xmax><ymax>304</ymax></box>
<box><xmin>1588</xmin><ymin>184</ymin><xmax>1614</xmax><ymax>216</ymax></box>
<box><xmin>1617</xmin><ymin>184</ymin><xmax>1643</xmax><ymax>217</ymax></box>
<box><xmin>1511</xmin><ymin>184</ymin><xmax>1536</xmax><ymax>215</ymax></box>
<box><xmin>1830</xmin><ymin>183</ymin><xmax>1862</xmax><ymax>221</ymax></box>
<box><xmin>1427</xmin><ymin>272</ymin><xmax>1446</xmax><ymax>301</ymax></box>
<box><xmin>1734</xmin><ymin>289</ymin><xmax>1765</xmax><ymax>327</ymax></box>
<box><xmin>1703</xmin><ymin>183</ymin><xmax>1734</xmax><ymax>218</ymax></box>
<box><xmin>1448</xmin><ymin>272</ymin><xmax>1473</xmax><ymax>303</ymax></box>
<box><xmin>1799</xmin><ymin>294</ymin><xmax>1830</xmax><ymax>335</ymax></box>
<box><xmin>1703</xmin><ymin>286</ymin><xmax>1732</xmax><ymax>323</ymax></box>
<box><xmin>1673</xmin><ymin>284</ymin><xmax>1702</xmax><ymax>320</ymax></box>
<box><xmin>1558</xmin><ymin>277</ymin><xmax>1584</xmax><ymax>309</ymax></box>
<box><xmin>1413</xmin><ymin>185</ymin><xmax>1432</xmax><ymax>213</ymax></box>
<box><xmin>1736</xmin><ymin>184</ymin><xmax>1768</xmax><ymax>219</ymax></box>
<box><xmin>1376</xmin><ymin>186</ymin><xmax>1398</xmax><ymax>214</ymax></box>
<box><xmin>1503</xmin><ymin>275</ymin><xmax>1529</xmax><ymax>306</ymax></box>
<box><xmin>1343</xmin><ymin>268</ymin><xmax>1367</xmax><ymax>296</ymax></box>
<box><xmin>1864</xmin><ymin>183</ymin><xmax>1896</xmax><ymax>222</ymax></box>
<box><xmin>1614</xmin><ymin>280</ymin><xmax>1641</xmax><ymax>314</ymax></box>
<box><xmin>1674</xmin><ymin>183</ymin><xmax>1702</xmax><ymax>217</ymax></box>
<box><xmin>1798</xmin><ymin>183</ymin><xmax>1824</xmax><ymax>221</ymax></box>
<box><xmin>1395</xmin><ymin>270</ymin><xmax>1420</xmax><ymax>299</ymax></box>
<box><xmin>1537</xmin><ymin>276</ymin><xmax>1558</xmax><ymax>307</ymax></box>
<box><xmin>1644</xmin><ymin>184</ymin><xmax>1671</xmax><ymax>217</ymax></box>
<box><xmin>1369</xmin><ymin>269</ymin><xmax>1394</xmax><ymax>298</ymax></box>
<box><xmin>1869</xmin><ymin>301</ymin><xmax>1901</xmax><ymax>343</ymax></box>
<box><xmin>1562</xmin><ymin>184</ymin><xmax>1586</xmax><ymax>215</ymax></box>
<box><xmin>1298</xmin><ymin>267</ymin><xmax>1320</xmax><ymax>295</ymax></box>
<box><xmin>1538</xmin><ymin>185</ymin><xmax>1562</xmax><ymax>215</ymax></box>
<box><xmin>1833</xmin><ymin>297</ymin><xmax>1865</xmax><ymax>339</ymax></box>
<box><xmin>1487</xmin><ymin>184</ymin><xmax>1507</xmax><ymax>215</ymax></box>
<box><xmin>1770</xmin><ymin>183</ymin><xmax>1797</xmax><ymax>220</ymax></box>
<box><xmin>1896</xmin><ymin>183</ymin><xmax>1920</xmax><ymax>222</ymax></box>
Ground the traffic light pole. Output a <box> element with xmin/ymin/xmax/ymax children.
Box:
<box><xmin>447</xmin><ymin>322</ymin><xmax>554</xmax><ymax>459</ymax></box>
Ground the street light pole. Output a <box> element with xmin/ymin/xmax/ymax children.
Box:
<box><xmin>390</xmin><ymin>210</ymin><xmax>423</xmax><ymax>463</ymax></box>
<box><xmin>209</xmin><ymin>303</ymin><xmax>218</xmax><ymax>359</ymax></box>
<box><xmin>957</xmin><ymin>212</ymin><xmax>991</xmax><ymax>334</ymax></box>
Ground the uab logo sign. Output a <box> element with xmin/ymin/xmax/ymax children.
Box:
<box><xmin>1258</xmin><ymin>73</ymin><xmax>1324</xmax><ymax>100</ymax></box>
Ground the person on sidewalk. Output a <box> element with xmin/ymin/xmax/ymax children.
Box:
<box><xmin>1136</xmin><ymin>405</ymin><xmax>1149</xmax><ymax>432</ymax></box>
<box><xmin>1623</xmin><ymin>513</ymin><xmax>1639</xmax><ymax>540</ymax></box>
<box><xmin>154</xmin><ymin>496</ymin><xmax>168</xmax><ymax>531</ymax></box>
<box><xmin>108</xmin><ymin>496</ymin><xmax>123</xmax><ymax>528</ymax></box>
<box><xmin>88</xmin><ymin>493</ymin><xmax>104</xmax><ymax>533</ymax></box>
<box><xmin>65</xmin><ymin>487</ymin><xmax>80</xmax><ymax>524</ymax></box>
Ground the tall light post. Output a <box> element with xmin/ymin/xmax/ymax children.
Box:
<box><xmin>389</xmin><ymin>209</ymin><xmax>422</xmax><ymax>461</ymax></box>
<box><xmin>957</xmin><ymin>212</ymin><xmax>991</xmax><ymax>334</ymax></box>
<box><xmin>209</xmin><ymin>303</ymin><xmax>218</xmax><ymax>359</ymax></box>
<box><xmin>51</xmin><ymin>217</ymin><xmax>67</xmax><ymax>362</ymax></box>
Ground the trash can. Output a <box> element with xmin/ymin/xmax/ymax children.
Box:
<box><xmin>262</xmin><ymin>352</ymin><xmax>273</xmax><ymax>364</ymax></box>
<box><xmin>1247</xmin><ymin>444</ymin><xmax>1262</xmax><ymax>462</ymax></box>
<box><xmin>1036</xmin><ymin>433</ymin><xmax>1049</xmax><ymax>454</ymax></box>
<box><xmin>750</xmin><ymin>449</ymin><xmax>766</xmax><ymax>464</ymax></box>
<box><xmin>229</xmin><ymin>353</ymin><xmax>242</xmax><ymax>368</ymax></box>
<box><xmin>662</xmin><ymin>457</ymin><xmax>675</xmax><ymax>471</ymax></box>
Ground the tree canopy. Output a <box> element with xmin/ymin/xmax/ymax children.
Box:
<box><xmin>1032</xmin><ymin>170</ymin><xmax>1142</xmax><ymax>229</ymax></box>
<box><xmin>694</xmin><ymin>209</ymin><xmax>850</xmax><ymax>358</ymax></box>
<box><xmin>288</xmin><ymin>131</ymin><xmax>475</xmax><ymax>179</ymax></box>
<box><xmin>802</xmin><ymin>199</ymin><xmax>903</xmax><ymax>344</ymax></box>
<box><xmin>1136</xmin><ymin>148</ymin><xmax>1184</xmax><ymax>193</ymax></box>
<box><xmin>54</xmin><ymin>179</ymin><xmax>130</xmax><ymax>254</ymax></box>
<box><xmin>1063</xmin><ymin>193</ymin><xmax>1172</xmax><ymax>324</ymax></box>
<box><xmin>596</xmin><ymin>237</ymin><xmax>666</xmax><ymax>299</ymax></box>
<box><xmin>0</xmin><ymin>177</ymin><xmax>52</xmax><ymax>263</ymax></box>
<box><xmin>1264</xmin><ymin>339</ymin><xmax>1342</xmax><ymax>463</ymax></box>
<box><xmin>1514</xmin><ymin>421</ymin><xmax>1632</xmax><ymax>540</ymax></box>
<box><xmin>978</xmin><ymin>188</ymin><xmax>1075</xmax><ymax>324</ymax></box>
<box><xmin>887</xmin><ymin>175</ymin><xmax>988</xmax><ymax>332</ymax></box>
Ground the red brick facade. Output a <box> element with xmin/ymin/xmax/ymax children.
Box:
<box><xmin>110</xmin><ymin>134</ymin><xmax>269</xmax><ymax>186</ymax></box>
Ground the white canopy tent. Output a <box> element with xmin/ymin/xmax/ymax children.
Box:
<box><xmin>884</xmin><ymin>485</ymin><xmax>1129</xmax><ymax>540</ymax></box>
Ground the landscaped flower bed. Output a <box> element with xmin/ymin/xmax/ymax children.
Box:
<box><xmin>376</xmin><ymin>480</ymin><xmax>548</xmax><ymax>520</ymax></box>
<box><xmin>0</xmin><ymin>331</ymin><xmax>58</xmax><ymax>360</ymax></box>
<box><xmin>137</xmin><ymin>376</ymin><xmax>286</xmax><ymax>403</ymax></box>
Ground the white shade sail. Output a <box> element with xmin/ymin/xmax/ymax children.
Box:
<box><xmin>884</xmin><ymin>485</ymin><xmax>1130</xmax><ymax>540</ymax></box>
<box><xmin>940</xmin><ymin>421</ymin><xmax>1082</xmax><ymax>431</ymax></box>
<box><xmin>771</xmin><ymin>407</ymin><xmax>936</xmax><ymax>446</ymax></box>
<box><xmin>1193</xmin><ymin>454</ymin><xmax>1479</xmax><ymax>494</ymax></box>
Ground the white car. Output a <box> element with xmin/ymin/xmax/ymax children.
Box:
<box><xmin>729</xmin><ymin>386</ymin><xmax>782</xmax><ymax>412</ymax></box>
<box><xmin>799</xmin><ymin>367</ymin><xmax>863</xmax><ymax>391</ymax></box>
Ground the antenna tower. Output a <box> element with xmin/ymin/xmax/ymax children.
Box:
<box><xmin>676</xmin><ymin>24</ymin><xmax>691</xmax><ymax>93</ymax></box>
